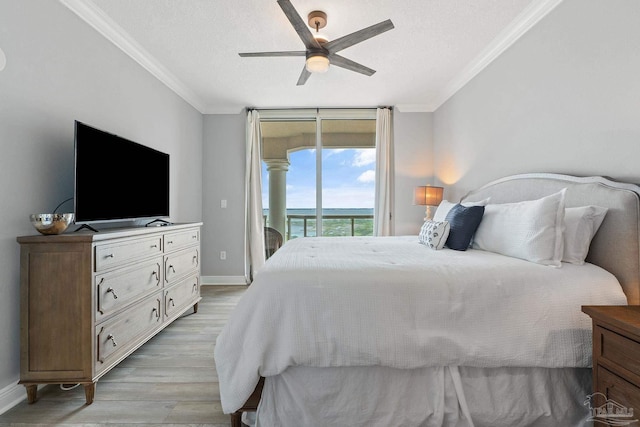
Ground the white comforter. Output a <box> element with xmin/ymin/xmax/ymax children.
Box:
<box><xmin>214</xmin><ymin>236</ymin><xmax>627</xmax><ymax>413</ymax></box>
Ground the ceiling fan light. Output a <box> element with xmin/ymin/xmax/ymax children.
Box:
<box><xmin>306</xmin><ymin>55</ymin><xmax>330</xmax><ymax>73</ymax></box>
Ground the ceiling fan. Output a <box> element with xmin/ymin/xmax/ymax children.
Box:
<box><xmin>239</xmin><ymin>0</ymin><xmax>395</xmax><ymax>85</ymax></box>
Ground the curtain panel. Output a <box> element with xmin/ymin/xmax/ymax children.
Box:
<box><xmin>374</xmin><ymin>107</ymin><xmax>394</xmax><ymax>236</ymax></box>
<box><xmin>245</xmin><ymin>110</ymin><xmax>265</xmax><ymax>283</ymax></box>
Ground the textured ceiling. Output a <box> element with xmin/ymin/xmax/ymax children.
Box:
<box><xmin>62</xmin><ymin>0</ymin><xmax>560</xmax><ymax>113</ymax></box>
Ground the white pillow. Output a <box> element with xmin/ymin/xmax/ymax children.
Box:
<box><xmin>418</xmin><ymin>220</ymin><xmax>450</xmax><ymax>250</ymax></box>
<box><xmin>562</xmin><ymin>206</ymin><xmax>608</xmax><ymax>265</ymax></box>
<box><xmin>472</xmin><ymin>189</ymin><xmax>567</xmax><ymax>267</ymax></box>
<box><xmin>433</xmin><ymin>198</ymin><xmax>490</xmax><ymax>222</ymax></box>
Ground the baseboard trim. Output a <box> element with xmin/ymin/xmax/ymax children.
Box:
<box><xmin>201</xmin><ymin>276</ymin><xmax>248</xmax><ymax>286</ymax></box>
<box><xmin>0</xmin><ymin>380</ymin><xmax>25</xmax><ymax>415</ymax></box>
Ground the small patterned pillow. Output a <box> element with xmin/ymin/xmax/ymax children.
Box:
<box><xmin>418</xmin><ymin>220</ymin><xmax>451</xmax><ymax>250</ymax></box>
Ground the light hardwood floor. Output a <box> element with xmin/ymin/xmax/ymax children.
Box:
<box><xmin>0</xmin><ymin>285</ymin><xmax>247</xmax><ymax>427</ymax></box>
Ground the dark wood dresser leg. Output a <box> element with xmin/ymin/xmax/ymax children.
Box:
<box><xmin>25</xmin><ymin>384</ymin><xmax>37</xmax><ymax>404</ymax></box>
<box><xmin>193</xmin><ymin>302</ymin><xmax>199</xmax><ymax>313</ymax></box>
<box><xmin>84</xmin><ymin>382</ymin><xmax>96</xmax><ymax>405</ymax></box>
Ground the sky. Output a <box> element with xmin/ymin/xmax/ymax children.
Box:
<box><xmin>262</xmin><ymin>148</ymin><xmax>376</xmax><ymax>209</ymax></box>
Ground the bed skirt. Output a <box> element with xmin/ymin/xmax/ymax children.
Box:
<box><xmin>249</xmin><ymin>366</ymin><xmax>591</xmax><ymax>427</ymax></box>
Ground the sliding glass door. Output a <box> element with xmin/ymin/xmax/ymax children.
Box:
<box><xmin>260</xmin><ymin>109</ymin><xmax>376</xmax><ymax>240</ymax></box>
<box><xmin>320</xmin><ymin>118</ymin><xmax>375</xmax><ymax>237</ymax></box>
<box><xmin>261</xmin><ymin>118</ymin><xmax>317</xmax><ymax>238</ymax></box>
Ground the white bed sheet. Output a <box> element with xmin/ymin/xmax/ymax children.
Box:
<box><xmin>214</xmin><ymin>236</ymin><xmax>627</xmax><ymax>414</ymax></box>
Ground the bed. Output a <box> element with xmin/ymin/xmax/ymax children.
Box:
<box><xmin>214</xmin><ymin>173</ymin><xmax>640</xmax><ymax>427</ymax></box>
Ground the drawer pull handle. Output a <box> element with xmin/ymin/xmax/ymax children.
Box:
<box><xmin>192</xmin><ymin>235</ymin><xmax>197</xmax><ymax>239</ymax></box>
<box><xmin>192</xmin><ymin>283</ymin><xmax>198</xmax><ymax>292</ymax></box>
<box><xmin>106</xmin><ymin>287</ymin><xmax>119</xmax><ymax>299</ymax></box>
<box><xmin>151</xmin><ymin>244</ymin><xmax>158</xmax><ymax>248</ymax></box>
<box><xmin>169</xmin><ymin>298</ymin><xmax>175</xmax><ymax>307</ymax></box>
<box><xmin>151</xmin><ymin>307</ymin><xmax>161</xmax><ymax>321</ymax></box>
<box><xmin>107</xmin><ymin>334</ymin><xmax>118</xmax><ymax>347</ymax></box>
<box><xmin>167</xmin><ymin>240</ymin><xmax>173</xmax><ymax>245</ymax></box>
<box><xmin>105</xmin><ymin>254</ymin><xmax>114</xmax><ymax>259</ymax></box>
<box><xmin>168</xmin><ymin>265</ymin><xmax>176</xmax><ymax>273</ymax></box>
<box><xmin>192</xmin><ymin>255</ymin><xmax>198</xmax><ymax>264</ymax></box>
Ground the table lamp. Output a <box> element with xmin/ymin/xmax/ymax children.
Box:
<box><xmin>413</xmin><ymin>186</ymin><xmax>444</xmax><ymax>221</ymax></box>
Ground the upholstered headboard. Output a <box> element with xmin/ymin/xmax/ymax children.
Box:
<box><xmin>462</xmin><ymin>173</ymin><xmax>640</xmax><ymax>305</ymax></box>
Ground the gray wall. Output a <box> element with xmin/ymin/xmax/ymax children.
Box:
<box><xmin>0</xmin><ymin>1</ymin><xmax>202</xmax><ymax>409</ymax></box>
<box><xmin>393</xmin><ymin>112</ymin><xmax>434</xmax><ymax>236</ymax></box>
<box><xmin>433</xmin><ymin>0</ymin><xmax>640</xmax><ymax>201</ymax></box>
<box><xmin>200</xmin><ymin>110</ymin><xmax>433</xmax><ymax>280</ymax></box>
<box><xmin>202</xmin><ymin>114</ymin><xmax>247</xmax><ymax>279</ymax></box>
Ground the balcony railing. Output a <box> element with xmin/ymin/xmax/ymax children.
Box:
<box><xmin>265</xmin><ymin>214</ymin><xmax>374</xmax><ymax>239</ymax></box>
<box><xmin>286</xmin><ymin>214</ymin><xmax>374</xmax><ymax>239</ymax></box>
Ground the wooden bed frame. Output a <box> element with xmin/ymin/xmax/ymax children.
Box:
<box><xmin>228</xmin><ymin>173</ymin><xmax>640</xmax><ymax>426</ymax></box>
<box><xmin>230</xmin><ymin>377</ymin><xmax>263</xmax><ymax>427</ymax></box>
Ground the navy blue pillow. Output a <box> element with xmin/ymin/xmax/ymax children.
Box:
<box><xmin>444</xmin><ymin>204</ymin><xmax>485</xmax><ymax>251</ymax></box>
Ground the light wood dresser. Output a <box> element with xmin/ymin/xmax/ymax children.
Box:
<box><xmin>17</xmin><ymin>222</ymin><xmax>202</xmax><ymax>405</ymax></box>
<box><xmin>582</xmin><ymin>305</ymin><xmax>640</xmax><ymax>413</ymax></box>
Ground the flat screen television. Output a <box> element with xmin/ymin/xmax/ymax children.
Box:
<box><xmin>74</xmin><ymin>121</ymin><xmax>170</xmax><ymax>225</ymax></box>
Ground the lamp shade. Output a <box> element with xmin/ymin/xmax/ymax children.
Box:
<box><xmin>413</xmin><ymin>186</ymin><xmax>444</xmax><ymax>206</ymax></box>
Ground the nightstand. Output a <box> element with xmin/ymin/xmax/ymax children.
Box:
<box><xmin>582</xmin><ymin>305</ymin><xmax>640</xmax><ymax>412</ymax></box>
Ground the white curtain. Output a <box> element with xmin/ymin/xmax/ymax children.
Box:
<box><xmin>245</xmin><ymin>110</ymin><xmax>265</xmax><ymax>283</ymax></box>
<box><xmin>374</xmin><ymin>107</ymin><xmax>393</xmax><ymax>236</ymax></box>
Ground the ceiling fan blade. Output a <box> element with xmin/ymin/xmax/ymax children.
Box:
<box><xmin>239</xmin><ymin>51</ymin><xmax>305</xmax><ymax>57</ymax></box>
<box><xmin>325</xmin><ymin>19</ymin><xmax>394</xmax><ymax>53</ymax></box>
<box><xmin>296</xmin><ymin>66</ymin><xmax>312</xmax><ymax>86</ymax></box>
<box><xmin>328</xmin><ymin>54</ymin><xmax>375</xmax><ymax>76</ymax></box>
<box><xmin>277</xmin><ymin>0</ymin><xmax>321</xmax><ymax>50</ymax></box>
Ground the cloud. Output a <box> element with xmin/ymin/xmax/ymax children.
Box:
<box><xmin>324</xmin><ymin>149</ymin><xmax>345</xmax><ymax>159</ymax></box>
<box><xmin>352</xmin><ymin>149</ymin><xmax>376</xmax><ymax>167</ymax></box>
<box><xmin>357</xmin><ymin>170</ymin><xmax>376</xmax><ymax>183</ymax></box>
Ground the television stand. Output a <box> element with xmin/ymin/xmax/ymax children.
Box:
<box><xmin>75</xmin><ymin>224</ymin><xmax>99</xmax><ymax>232</ymax></box>
<box><xmin>17</xmin><ymin>222</ymin><xmax>202</xmax><ymax>405</ymax></box>
<box><xmin>146</xmin><ymin>218</ymin><xmax>172</xmax><ymax>227</ymax></box>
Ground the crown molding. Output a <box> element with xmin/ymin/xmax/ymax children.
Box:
<box><xmin>59</xmin><ymin>0</ymin><xmax>562</xmax><ymax>115</ymax></box>
<box><xmin>395</xmin><ymin>104</ymin><xmax>432</xmax><ymax>113</ymax></box>
<box><xmin>431</xmin><ymin>0</ymin><xmax>564</xmax><ymax>111</ymax></box>
<box><xmin>59</xmin><ymin>0</ymin><xmax>207</xmax><ymax>113</ymax></box>
<box><xmin>203</xmin><ymin>106</ymin><xmax>247</xmax><ymax>115</ymax></box>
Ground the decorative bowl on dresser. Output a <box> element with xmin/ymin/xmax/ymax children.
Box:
<box><xmin>17</xmin><ymin>222</ymin><xmax>202</xmax><ymax>405</ymax></box>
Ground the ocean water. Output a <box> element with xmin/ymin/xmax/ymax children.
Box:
<box><xmin>264</xmin><ymin>208</ymin><xmax>374</xmax><ymax>238</ymax></box>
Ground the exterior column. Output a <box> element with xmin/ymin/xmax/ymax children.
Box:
<box><xmin>264</xmin><ymin>159</ymin><xmax>289</xmax><ymax>239</ymax></box>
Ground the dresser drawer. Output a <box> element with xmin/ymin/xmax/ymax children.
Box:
<box><xmin>95</xmin><ymin>292</ymin><xmax>162</xmax><ymax>374</ymax></box>
<box><xmin>164</xmin><ymin>228</ymin><xmax>200</xmax><ymax>252</ymax></box>
<box><xmin>165</xmin><ymin>275</ymin><xmax>200</xmax><ymax>320</ymax></box>
<box><xmin>164</xmin><ymin>247</ymin><xmax>199</xmax><ymax>284</ymax></box>
<box><xmin>95</xmin><ymin>236</ymin><xmax>163</xmax><ymax>271</ymax></box>
<box><xmin>597</xmin><ymin>366</ymin><xmax>640</xmax><ymax>414</ymax></box>
<box><xmin>96</xmin><ymin>259</ymin><xmax>162</xmax><ymax>321</ymax></box>
<box><xmin>598</xmin><ymin>325</ymin><xmax>640</xmax><ymax>379</ymax></box>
